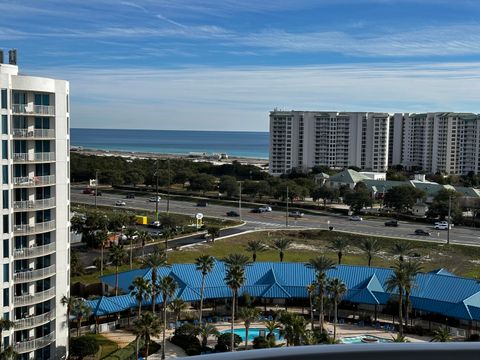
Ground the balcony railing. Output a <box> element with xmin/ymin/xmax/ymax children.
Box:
<box><xmin>14</xmin><ymin>242</ymin><xmax>56</xmax><ymax>259</ymax></box>
<box><xmin>14</xmin><ymin>220</ymin><xmax>55</xmax><ymax>235</ymax></box>
<box><xmin>14</xmin><ymin>331</ymin><xmax>55</xmax><ymax>354</ymax></box>
<box><xmin>14</xmin><ymin>287</ymin><xmax>56</xmax><ymax>307</ymax></box>
<box><xmin>13</xmin><ymin>264</ymin><xmax>56</xmax><ymax>283</ymax></box>
<box><xmin>13</xmin><ymin>197</ymin><xmax>56</xmax><ymax>211</ymax></box>
<box><xmin>13</xmin><ymin>175</ymin><xmax>55</xmax><ymax>187</ymax></box>
<box><xmin>12</xmin><ymin>129</ymin><xmax>55</xmax><ymax>139</ymax></box>
<box><xmin>12</xmin><ymin>104</ymin><xmax>55</xmax><ymax>116</ymax></box>
<box><xmin>14</xmin><ymin>309</ymin><xmax>55</xmax><ymax>330</ymax></box>
<box><xmin>13</xmin><ymin>152</ymin><xmax>56</xmax><ymax>163</ymax></box>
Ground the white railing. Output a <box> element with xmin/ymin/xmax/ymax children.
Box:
<box><xmin>13</xmin><ymin>175</ymin><xmax>56</xmax><ymax>187</ymax></box>
<box><xmin>14</xmin><ymin>220</ymin><xmax>55</xmax><ymax>235</ymax></box>
<box><xmin>14</xmin><ymin>309</ymin><xmax>55</xmax><ymax>330</ymax></box>
<box><xmin>13</xmin><ymin>152</ymin><xmax>56</xmax><ymax>163</ymax></box>
<box><xmin>14</xmin><ymin>287</ymin><xmax>56</xmax><ymax>307</ymax></box>
<box><xmin>13</xmin><ymin>264</ymin><xmax>56</xmax><ymax>283</ymax></box>
<box><xmin>13</xmin><ymin>197</ymin><xmax>56</xmax><ymax>210</ymax></box>
<box><xmin>14</xmin><ymin>242</ymin><xmax>56</xmax><ymax>259</ymax></box>
<box><xmin>12</xmin><ymin>104</ymin><xmax>55</xmax><ymax>116</ymax></box>
<box><xmin>14</xmin><ymin>331</ymin><xmax>55</xmax><ymax>353</ymax></box>
<box><xmin>12</xmin><ymin>129</ymin><xmax>55</xmax><ymax>138</ymax></box>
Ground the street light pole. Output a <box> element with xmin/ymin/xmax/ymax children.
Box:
<box><xmin>94</xmin><ymin>170</ymin><xmax>98</xmax><ymax>208</ymax></box>
<box><xmin>286</xmin><ymin>186</ymin><xmax>289</xmax><ymax>228</ymax></box>
<box><xmin>447</xmin><ymin>195</ymin><xmax>452</xmax><ymax>245</ymax></box>
<box><xmin>155</xmin><ymin>160</ymin><xmax>159</xmax><ymax>221</ymax></box>
<box><xmin>167</xmin><ymin>159</ymin><xmax>171</xmax><ymax>214</ymax></box>
<box><xmin>239</xmin><ymin>181</ymin><xmax>242</xmax><ymax>220</ymax></box>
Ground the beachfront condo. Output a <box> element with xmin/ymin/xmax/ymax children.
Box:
<box><xmin>0</xmin><ymin>49</ymin><xmax>70</xmax><ymax>359</ymax></box>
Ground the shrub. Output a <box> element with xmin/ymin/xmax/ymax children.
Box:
<box><xmin>252</xmin><ymin>336</ymin><xmax>270</xmax><ymax>349</ymax></box>
<box><xmin>467</xmin><ymin>333</ymin><xmax>480</xmax><ymax>342</ymax></box>
<box><xmin>217</xmin><ymin>333</ymin><xmax>242</xmax><ymax>350</ymax></box>
<box><xmin>103</xmin><ymin>337</ymin><xmax>144</xmax><ymax>360</ymax></box>
<box><xmin>70</xmin><ymin>335</ymin><xmax>99</xmax><ymax>359</ymax></box>
<box><xmin>171</xmin><ymin>324</ymin><xmax>202</xmax><ymax>356</ymax></box>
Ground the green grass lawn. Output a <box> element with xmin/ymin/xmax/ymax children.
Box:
<box><xmin>87</xmin><ymin>334</ymin><xmax>118</xmax><ymax>359</ymax></box>
<box><xmin>72</xmin><ymin>229</ymin><xmax>480</xmax><ymax>286</ymax></box>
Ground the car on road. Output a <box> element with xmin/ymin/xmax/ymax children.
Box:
<box><xmin>126</xmin><ymin>193</ymin><xmax>135</xmax><ymax>199</ymax></box>
<box><xmin>115</xmin><ymin>200</ymin><xmax>126</xmax><ymax>206</ymax></box>
<box><xmin>415</xmin><ymin>229</ymin><xmax>431</xmax><ymax>236</ymax></box>
<box><xmin>148</xmin><ymin>196</ymin><xmax>161</xmax><ymax>202</ymax></box>
<box><xmin>434</xmin><ymin>223</ymin><xmax>451</xmax><ymax>230</ymax></box>
<box><xmin>289</xmin><ymin>211</ymin><xmax>304</xmax><ymax>218</ymax></box>
<box><xmin>197</xmin><ymin>201</ymin><xmax>208</xmax><ymax>207</ymax></box>
<box><xmin>384</xmin><ymin>220</ymin><xmax>399</xmax><ymax>227</ymax></box>
<box><xmin>259</xmin><ymin>206</ymin><xmax>272</xmax><ymax>212</ymax></box>
<box><xmin>434</xmin><ymin>221</ymin><xmax>453</xmax><ymax>228</ymax></box>
<box><xmin>251</xmin><ymin>208</ymin><xmax>265</xmax><ymax>213</ymax></box>
<box><xmin>148</xmin><ymin>221</ymin><xmax>161</xmax><ymax>228</ymax></box>
<box><xmin>226</xmin><ymin>210</ymin><xmax>240</xmax><ymax>217</ymax></box>
<box><xmin>349</xmin><ymin>216</ymin><xmax>363</xmax><ymax>221</ymax></box>
<box><xmin>83</xmin><ymin>188</ymin><xmax>94</xmax><ymax>194</ymax></box>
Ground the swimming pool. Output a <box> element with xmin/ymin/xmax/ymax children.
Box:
<box><xmin>220</xmin><ymin>328</ymin><xmax>282</xmax><ymax>342</ymax></box>
<box><xmin>340</xmin><ymin>335</ymin><xmax>392</xmax><ymax>344</ymax></box>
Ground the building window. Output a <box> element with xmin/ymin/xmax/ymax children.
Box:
<box><xmin>2</xmin><ymin>215</ymin><xmax>8</xmax><ymax>234</ymax></box>
<box><xmin>3</xmin><ymin>289</ymin><xmax>8</xmax><ymax>306</ymax></box>
<box><xmin>3</xmin><ymin>239</ymin><xmax>8</xmax><ymax>258</ymax></box>
<box><xmin>2</xmin><ymin>166</ymin><xmax>7</xmax><ymax>184</ymax></box>
<box><xmin>0</xmin><ymin>90</ymin><xmax>7</xmax><ymax>109</ymax></box>
<box><xmin>1</xmin><ymin>141</ymin><xmax>7</xmax><ymax>160</ymax></box>
<box><xmin>3</xmin><ymin>264</ymin><xmax>8</xmax><ymax>282</ymax></box>
<box><xmin>1</xmin><ymin>115</ymin><xmax>7</xmax><ymax>135</ymax></box>
<box><xmin>2</xmin><ymin>190</ymin><xmax>7</xmax><ymax>209</ymax></box>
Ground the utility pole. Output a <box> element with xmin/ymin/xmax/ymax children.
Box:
<box><xmin>167</xmin><ymin>159</ymin><xmax>171</xmax><ymax>214</ymax></box>
<box><xmin>239</xmin><ymin>181</ymin><xmax>242</xmax><ymax>220</ymax></box>
<box><xmin>94</xmin><ymin>170</ymin><xmax>98</xmax><ymax>208</ymax></box>
<box><xmin>155</xmin><ymin>160</ymin><xmax>159</xmax><ymax>221</ymax></box>
<box><xmin>447</xmin><ymin>195</ymin><xmax>452</xmax><ymax>245</ymax></box>
<box><xmin>286</xmin><ymin>186</ymin><xmax>289</xmax><ymax>228</ymax></box>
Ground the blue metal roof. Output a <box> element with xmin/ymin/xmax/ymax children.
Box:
<box><xmin>95</xmin><ymin>262</ymin><xmax>480</xmax><ymax>322</ymax></box>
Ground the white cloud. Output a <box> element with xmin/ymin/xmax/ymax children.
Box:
<box><xmin>28</xmin><ymin>62</ymin><xmax>480</xmax><ymax>131</ymax></box>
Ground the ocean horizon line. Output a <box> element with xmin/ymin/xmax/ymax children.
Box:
<box><xmin>71</xmin><ymin>127</ymin><xmax>269</xmax><ymax>134</ymax></box>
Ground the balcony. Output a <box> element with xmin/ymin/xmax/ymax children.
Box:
<box><xmin>14</xmin><ymin>309</ymin><xmax>55</xmax><ymax>330</ymax></box>
<box><xmin>13</xmin><ymin>197</ymin><xmax>56</xmax><ymax>211</ymax></box>
<box><xmin>14</xmin><ymin>331</ymin><xmax>55</xmax><ymax>354</ymax></box>
<box><xmin>13</xmin><ymin>264</ymin><xmax>56</xmax><ymax>283</ymax></box>
<box><xmin>14</xmin><ymin>220</ymin><xmax>55</xmax><ymax>235</ymax></box>
<box><xmin>14</xmin><ymin>242</ymin><xmax>56</xmax><ymax>259</ymax></box>
<box><xmin>12</xmin><ymin>104</ymin><xmax>55</xmax><ymax>116</ymax></box>
<box><xmin>13</xmin><ymin>175</ymin><xmax>56</xmax><ymax>187</ymax></box>
<box><xmin>13</xmin><ymin>152</ymin><xmax>56</xmax><ymax>163</ymax></box>
<box><xmin>14</xmin><ymin>287</ymin><xmax>56</xmax><ymax>307</ymax></box>
<box><xmin>12</xmin><ymin>129</ymin><xmax>55</xmax><ymax>139</ymax></box>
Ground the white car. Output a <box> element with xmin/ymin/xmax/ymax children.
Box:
<box><xmin>148</xmin><ymin>196</ymin><xmax>161</xmax><ymax>202</ymax></box>
<box><xmin>435</xmin><ymin>221</ymin><xmax>453</xmax><ymax>228</ymax></box>
<box><xmin>259</xmin><ymin>206</ymin><xmax>272</xmax><ymax>212</ymax></box>
<box><xmin>115</xmin><ymin>200</ymin><xmax>126</xmax><ymax>206</ymax></box>
<box><xmin>434</xmin><ymin>223</ymin><xmax>452</xmax><ymax>230</ymax></box>
<box><xmin>350</xmin><ymin>216</ymin><xmax>363</xmax><ymax>221</ymax></box>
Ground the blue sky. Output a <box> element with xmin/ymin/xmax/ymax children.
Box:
<box><xmin>2</xmin><ymin>0</ymin><xmax>480</xmax><ymax>131</ymax></box>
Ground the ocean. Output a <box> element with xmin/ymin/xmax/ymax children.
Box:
<box><xmin>71</xmin><ymin>128</ymin><xmax>269</xmax><ymax>159</ymax></box>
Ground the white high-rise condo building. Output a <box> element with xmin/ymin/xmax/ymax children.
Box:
<box><xmin>270</xmin><ymin>110</ymin><xmax>480</xmax><ymax>176</ymax></box>
<box><xmin>0</xmin><ymin>50</ymin><xmax>70</xmax><ymax>360</ymax></box>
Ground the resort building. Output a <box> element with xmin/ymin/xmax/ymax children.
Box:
<box><xmin>0</xmin><ymin>50</ymin><xmax>70</xmax><ymax>359</ymax></box>
<box><xmin>269</xmin><ymin>110</ymin><xmax>480</xmax><ymax>176</ymax></box>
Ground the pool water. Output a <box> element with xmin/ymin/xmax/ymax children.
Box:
<box><xmin>220</xmin><ymin>328</ymin><xmax>282</xmax><ymax>342</ymax></box>
<box><xmin>340</xmin><ymin>335</ymin><xmax>392</xmax><ymax>344</ymax></box>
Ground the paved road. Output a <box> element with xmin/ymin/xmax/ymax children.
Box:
<box><xmin>71</xmin><ymin>189</ymin><xmax>480</xmax><ymax>247</ymax></box>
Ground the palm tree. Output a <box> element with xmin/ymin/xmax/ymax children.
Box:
<box><xmin>168</xmin><ymin>298</ymin><xmax>187</xmax><ymax>323</ymax></box>
<box><xmin>162</xmin><ymin>228</ymin><xmax>173</xmax><ymax>251</ymax></box>
<box><xmin>359</xmin><ymin>238</ymin><xmax>382</xmax><ymax>267</ymax></box>
<box><xmin>195</xmin><ymin>255</ymin><xmax>215</xmax><ymax>323</ymax></box>
<box><xmin>141</xmin><ymin>249</ymin><xmax>168</xmax><ymax>312</ymax></box>
<box><xmin>158</xmin><ymin>276</ymin><xmax>178</xmax><ymax>360</ymax></box>
<box><xmin>96</xmin><ymin>230</ymin><xmax>108</xmax><ymax>275</ymax></box>
<box><xmin>133</xmin><ymin>312</ymin><xmax>161</xmax><ymax>360</ymax></box>
<box><xmin>430</xmin><ymin>328</ymin><xmax>452</xmax><ymax>342</ymax></box>
<box><xmin>391</xmin><ymin>241</ymin><xmax>414</xmax><ymax>262</ymax></box>
<box><xmin>278</xmin><ymin>312</ymin><xmax>308</xmax><ymax>346</ymax></box>
<box><xmin>109</xmin><ymin>244</ymin><xmax>128</xmax><ymax>295</ymax></box>
<box><xmin>71</xmin><ymin>300</ymin><xmax>92</xmax><ymax>337</ymax></box>
<box><xmin>0</xmin><ymin>346</ymin><xmax>17</xmax><ymax>360</ymax></box>
<box><xmin>130</xmin><ymin>277</ymin><xmax>152</xmax><ymax>317</ymax></box>
<box><xmin>264</xmin><ymin>319</ymin><xmax>281</xmax><ymax>343</ymax></box>
<box><xmin>222</xmin><ymin>253</ymin><xmax>251</xmax><ymax>315</ymax></box>
<box><xmin>225</xmin><ymin>264</ymin><xmax>246</xmax><ymax>351</ymax></box>
<box><xmin>124</xmin><ymin>227</ymin><xmax>138</xmax><ymax>269</ymax></box>
<box><xmin>0</xmin><ymin>319</ymin><xmax>14</xmax><ymax>352</ymax></box>
<box><xmin>403</xmin><ymin>260</ymin><xmax>422</xmax><ymax>327</ymax></box>
<box><xmin>328</xmin><ymin>238</ymin><xmax>348</xmax><ymax>264</ymax></box>
<box><xmin>306</xmin><ymin>255</ymin><xmax>335</xmax><ymax>331</ymax></box>
<box><xmin>206</xmin><ymin>226</ymin><xmax>221</xmax><ymax>242</ymax></box>
<box><xmin>197</xmin><ymin>323</ymin><xmax>220</xmax><ymax>348</ymax></box>
<box><xmin>391</xmin><ymin>334</ymin><xmax>408</xmax><ymax>342</ymax></box>
<box><xmin>245</xmin><ymin>240</ymin><xmax>267</xmax><ymax>262</ymax></box>
<box><xmin>385</xmin><ymin>262</ymin><xmax>408</xmax><ymax>336</ymax></box>
<box><xmin>60</xmin><ymin>296</ymin><xmax>78</xmax><ymax>345</ymax></box>
<box><xmin>137</xmin><ymin>230</ymin><xmax>152</xmax><ymax>257</ymax></box>
<box><xmin>238</xmin><ymin>307</ymin><xmax>261</xmax><ymax>350</ymax></box>
<box><xmin>327</xmin><ymin>278</ymin><xmax>347</xmax><ymax>341</ymax></box>
<box><xmin>272</xmin><ymin>238</ymin><xmax>292</xmax><ymax>262</ymax></box>
<box><xmin>306</xmin><ymin>283</ymin><xmax>316</xmax><ymax>331</ymax></box>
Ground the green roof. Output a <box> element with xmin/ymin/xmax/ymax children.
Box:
<box><xmin>329</xmin><ymin>169</ymin><xmax>368</xmax><ymax>184</ymax></box>
<box><xmin>363</xmin><ymin>179</ymin><xmax>407</xmax><ymax>193</ymax></box>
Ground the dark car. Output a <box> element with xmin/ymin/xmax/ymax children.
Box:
<box><xmin>226</xmin><ymin>211</ymin><xmax>240</xmax><ymax>217</ymax></box>
<box><xmin>385</xmin><ymin>220</ymin><xmax>398</xmax><ymax>227</ymax></box>
<box><xmin>126</xmin><ymin>193</ymin><xmax>135</xmax><ymax>199</ymax></box>
<box><xmin>197</xmin><ymin>201</ymin><xmax>208</xmax><ymax>207</ymax></box>
<box><xmin>251</xmin><ymin>208</ymin><xmax>264</xmax><ymax>213</ymax></box>
<box><xmin>415</xmin><ymin>229</ymin><xmax>431</xmax><ymax>236</ymax></box>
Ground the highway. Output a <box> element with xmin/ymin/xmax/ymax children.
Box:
<box><xmin>71</xmin><ymin>189</ymin><xmax>480</xmax><ymax>247</ymax></box>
